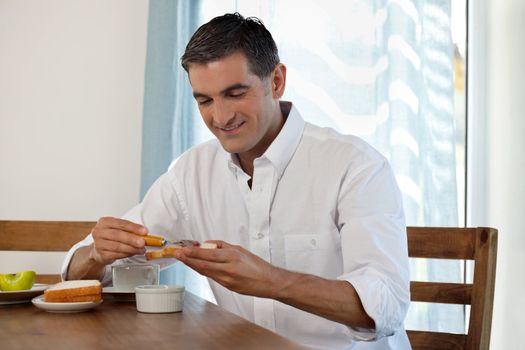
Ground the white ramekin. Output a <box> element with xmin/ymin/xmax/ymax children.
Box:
<box><xmin>134</xmin><ymin>285</ymin><xmax>185</xmax><ymax>313</ymax></box>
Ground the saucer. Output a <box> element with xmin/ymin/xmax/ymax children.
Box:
<box><xmin>32</xmin><ymin>295</ymin><xmax>102</xmax><ymax>313</ymax></box>
<box><xmin>0</xmin><ymin>284</ymin><xmax>49</xmax><ymax>305</ymax></box>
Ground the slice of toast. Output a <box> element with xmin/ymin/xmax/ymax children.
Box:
<box><xmin>200</xmin><ymin>242</ymin><xmax>218</xmax><ymax>249</ymax></box>
<box><xmin>145</xmin><ymin>246</ymin><xmax>183</xmax><ymax>260</ymax></box>
<box><xmin>44</xmin><ymin>280</ymin><xmax>102</xmax><ymax>303</ymax></box>
<box><xmin>145</xmin><ymin>241</ymin><xmax>216</xmax><ymax>260</ymax></box>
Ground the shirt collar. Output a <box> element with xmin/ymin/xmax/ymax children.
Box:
<box><xmin>263</xmin><ymin>101</ymin><xmax>305</xmax><ymax>179</ymax></box>
<box><xmin>223</xmin><ymin>101</ymin><xmax>305</xmax><ymax>179</ymax></box>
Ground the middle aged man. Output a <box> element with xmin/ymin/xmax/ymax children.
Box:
<box><xmin>63</xmin><ymin>13</ymin><xmax>411</xmax><ymax>349</ymax></box>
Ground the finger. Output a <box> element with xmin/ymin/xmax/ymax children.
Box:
<box><xmin>179</xmin><ymin>255</ymin><xmax>226</xmax><ymax>276</ymax></box>
<box><xmin>94</xmin><ymin>228</ymin><xmax>146</xmax><ymax>249</ymax></box>
<box><xmin>93</xmin><ymin>231</ymin><xmax>145</xmax><ymax>255</ymax></box>
<box><xmin>181</xmin><ymin>246</ymin><xmax>232</xmax><ymax>263</ymax></box>
<box><xmin>98</xmin><ymin>216</ymin><xmax>148</xmax><ymax>235</ymax></box>
<box><xmin>95</xmin><ymin>237</ymin><xmax>146</xmax><ymax>256</ymax></box>
<box><xmin>180</xmin><ymin>257</ymin><xmax>240</xmax><ymax>291</ymax></box>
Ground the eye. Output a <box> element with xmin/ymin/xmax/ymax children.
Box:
<box><xmin>197</xmin><ymin>98</ymin><xmax>212</xmax><ymax>106</ymax></box>
<box><xmin>228</xmin><ymin>91</ymin><xmax>246</xmax><ymax>98</ymax></box>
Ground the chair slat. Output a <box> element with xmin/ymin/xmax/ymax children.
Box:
<box><xmin>466</xmin><ymin>228</ymin><xmax>498</xmax><ymax>350</ymax></box>
<box><xmin>407</xmin><ymin>330</ymin><xmax>466</xmax><ymax>350</ymax></box>
<box><xmin>410</xmin><ymin>281</ymin><xmax>472</xmax><ymax>305</ymax></box>
<box><xmin>0</xmin><ymin>220</ymin><xmax>95</xmax><ymax>251</ymax></box>
<box><xmin>407</xmin><ymin>227</ymin><xmax>476</xmax><ymax>259</ymax></box>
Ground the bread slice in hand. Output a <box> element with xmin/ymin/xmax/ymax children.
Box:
<box><xmin>145</xmin><ymin>240</ymin><xmax>216</xmax><ymax>260</ymax></box>
<box><xmin>145</xmin><ymin>246</ymin><xmax>186</xmax><ymax>260</ymax></box>
<box><xmin>44</xmin><ymin>280</ymin><xmax>102</xmax><ymax>303</ymax></box>
<box><xmin>200</xmin><ymin>242</ymin><xmax>218</xmax><ymax>249</ymax></box>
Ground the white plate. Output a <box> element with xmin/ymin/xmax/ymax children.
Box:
<box><xmin>0</xmin><ymin>284</ymin><xmax>49</xmax><ymax>305</ymax></box>
<box><xmin>102</xmin><ymin>287</ymin><xmax>135</xmax><ymax>302</ymax></box>
<box><xmin>31</xmin><ymin>295</ymin><xmax>102</xmax><ymax>313</ymax></box>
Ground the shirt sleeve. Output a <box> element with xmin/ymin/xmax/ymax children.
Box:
<box><xmin>336</xmin><ymin>154</ymin><xmax>410</xmax><ymax>341</ymax></box>
<box><xmin>139</xmin><ymin>168</ymin><xmax>190</xmax><ymax>241</ymax></box>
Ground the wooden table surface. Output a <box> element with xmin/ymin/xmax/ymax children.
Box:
<box><xmin>0</xmin><ymin>292</ymin><xmax>304</xmax><ymax>350</ymax></box>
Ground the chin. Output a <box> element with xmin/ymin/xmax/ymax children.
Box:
<box><xmin>220</xmin><ymin>143</ymin><xmax>245</xmax><ymax>154</ymax></box>
<box><xmin>218</xmin><ymin>139</ymin><xmax>249</xmax><ymax>154</ymax></box>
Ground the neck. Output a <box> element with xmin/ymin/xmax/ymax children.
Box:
<box><xmin>237</xmin><ymin>103</ymin><xmax>287</xmax><ymax>179</ymax></box>
<box><xmin>238</xmin><ymin>154</ymin><xmax>255</xmax><ymax>186</ymax></box>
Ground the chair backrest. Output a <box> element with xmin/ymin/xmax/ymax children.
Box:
<box><xmin>406</xmin><ymin>227</ymin><xmax>498</xmax><ymax>350</ymax></box>
<box><xmin>0</xmin><ymin>220</ymin><xmax>96</xmax><ymax>284</ymax></box>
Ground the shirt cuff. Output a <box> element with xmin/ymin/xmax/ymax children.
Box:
<box><xmin>338</xmin><ymin>270</ymin><xmax>405</xmax><ymax>341</ymax></box>
<box><xmin>60</xmin><ymin>233</ymin><xmax>113</xmax><ymax>286</ymax></box>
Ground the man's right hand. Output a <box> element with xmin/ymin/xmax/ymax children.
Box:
<box><xmin>89</xmin><ymin>217</ymin><xmax>148</xmax><ymax>265</ymax></box>
<box><xmin>66</xmin><ymin>217</ymin><xmax>148</xmax><ymax>281</ymax></box>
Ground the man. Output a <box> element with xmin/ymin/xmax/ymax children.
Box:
<box><xmin>63</xmin><ymin>13</ymin><xmax>411</xmax><ymax>349</ymax></box>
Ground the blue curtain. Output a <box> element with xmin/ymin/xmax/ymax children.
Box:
<box><xmin>140</xmin><ymin>0</ymin><xmax>201</xmax><ymax>198</ymax></box>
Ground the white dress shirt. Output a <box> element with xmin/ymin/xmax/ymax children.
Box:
<box><xmin>62</xmin><ymin>102</ymin><xmax>411</xmax><ymax>349</ymax></box>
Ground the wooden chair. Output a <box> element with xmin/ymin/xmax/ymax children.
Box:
<box><xmin>0</xmin><ymin>220</ymin><xmax>96</xmax><ymax>284</ymax></box>
<box><xmin>406</xmin><ymin>227</ymin><xmax>498</xmax><ymax>350</ymax></box>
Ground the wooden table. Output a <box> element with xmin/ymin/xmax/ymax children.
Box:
<box><xmin>0</xmin><ymin>292</ymin><xmax>304</xmax><ymax>350</ymax></box>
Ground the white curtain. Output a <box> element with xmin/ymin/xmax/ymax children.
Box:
<box><xmin>142</xmin><ymin>0</ymin><xmax>464</xmax><ymax>332</ymax></box>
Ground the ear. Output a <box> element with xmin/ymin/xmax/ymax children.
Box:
<box><xmin>271</xmin><ymin>63</ymin><xmax>287</xmax><ymax>99</ymax></box>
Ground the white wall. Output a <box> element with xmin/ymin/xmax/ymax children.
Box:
<box><xmin>486</xmin><ymin>0</ymin><xmax>525</xmax><ymax>348</ymax></box>
<box><xmin>469</xmin><ymin>0</ymin><xmax>525</xmax><ymax>348</ymax></box>
<box><xmin>0</xmin><ymin>1</ymin><xmax>149</xmax><ymax>273</ymax></box>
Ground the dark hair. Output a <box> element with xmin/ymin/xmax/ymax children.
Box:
<box><xmin>181</xmin><ymin>13</ymin><xmax>280</xmax><ymax>79</ymax></box>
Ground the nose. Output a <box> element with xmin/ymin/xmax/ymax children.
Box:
<box><xmin>212</xmin><ymin>100</ymin><xmax>235</xmax><ymax>127</ymax></box>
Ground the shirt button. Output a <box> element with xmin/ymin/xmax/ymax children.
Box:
<box><xmin>257</xmin><ymin>232</ymin><xmax>264</xmax><ymax>239</ymax></box>
<box><xmin>310</xmin><ymin>239</ymin><xmax>317</xmax><ymax>247</ymax></box>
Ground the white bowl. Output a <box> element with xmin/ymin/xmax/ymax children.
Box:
<box><xmin>134</xmin><ymin>285</ymin><xmax>184</xmax><ymax>313</ymax></box>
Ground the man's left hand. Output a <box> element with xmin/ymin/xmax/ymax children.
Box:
<box><xmin>173</xmin><ymin>241</ymin><xmax>281</xmax><ymax>298</ymax></box>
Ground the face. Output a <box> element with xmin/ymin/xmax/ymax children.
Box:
<box><xmin>188</xmin><ymin>52</ymin><xmax>286</xmax><ymax>161</ymax></box>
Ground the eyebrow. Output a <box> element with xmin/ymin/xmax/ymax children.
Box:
<box><xmin>193</xmin><ymin>83</ymin><xmax>250</xmax><ymax>99</ymax></box>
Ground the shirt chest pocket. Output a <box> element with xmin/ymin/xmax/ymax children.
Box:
<box><xmin>283</xmin><ymin>233</ymin><xmax>343</xmax><ymax>278</ymax></box>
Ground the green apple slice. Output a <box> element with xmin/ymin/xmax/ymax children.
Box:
<box><xmin>0</xmin><ymin>270</ymin><xmax>36</xmax><ymax>291</ymax></box>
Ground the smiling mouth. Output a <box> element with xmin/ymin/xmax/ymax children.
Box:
<box><xmin>218</xmin><ymin>121</ymin><xmax>245</xmax><ymax>134</ymax></box>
